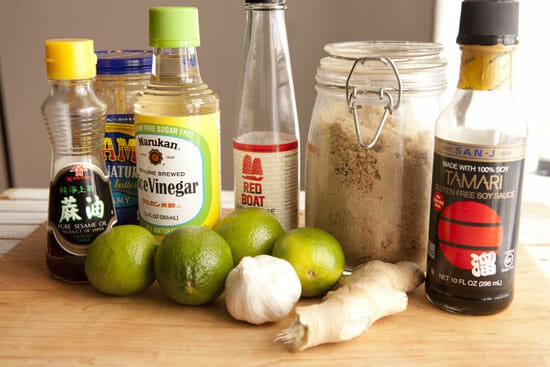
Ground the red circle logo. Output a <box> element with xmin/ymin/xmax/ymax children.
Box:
<box><xmin>433</xmin><ymin>192</ymin><xmax>444</xmax><ymax>211</ymax></box>
<box><xmin>438</xmin><ymin>201</ymin><xmax>503</xmax><ymax>270</ymax></box>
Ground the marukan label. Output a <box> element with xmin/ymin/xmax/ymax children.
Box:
<box><xmin>135</xmin><ymin>113</ymin><xmax>221</xmax><ymax>237</ymax></box>
<box><xmin>233</xmin><ymin>140</ymin><xmax>298</xmax><ymax>230</ymax></box>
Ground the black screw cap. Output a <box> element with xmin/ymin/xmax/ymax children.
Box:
<box><xmin>457</xmin><ymin>0</ymin><xmax>519</xmax><ymax>45</ymax></box>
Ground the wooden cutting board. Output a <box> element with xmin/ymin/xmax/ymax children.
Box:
<box><xmin>0</xmin><ymin>222</ymin><xmax>548</xmax><ymax>367</ymax></box>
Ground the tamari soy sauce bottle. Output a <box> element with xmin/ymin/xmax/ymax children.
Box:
<box><xmin>42</xmin><ymin>39</ymin><xmax>117</xmax><ymax>283</ymax></box>
<box><xmin>425</xmin><ymin>0</ymin><xmax>526</xmax><ymax>315</ymax></box>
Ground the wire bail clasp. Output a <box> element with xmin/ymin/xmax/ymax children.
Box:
<box><xmin>345</xmin><ymin>57</ymin><xmax>402</xmax><ymax>149</ymax></box>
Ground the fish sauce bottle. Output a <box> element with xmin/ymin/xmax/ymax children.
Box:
<box><xmin>42</xmin><ymin>39</ymin><xmax>117</xmax><ymax>283</ymax></box>
<box><xmin>134</xmin><ymin>7</ymin><xmax>221</xmax><ymax>239</ymax></box>
<box><xmin>234</xmin><ymin>0</ymin><xmax>300</xmax><ymax>230</ymax></box>
<box><xmin>425</xmin><ymin>0</ymin><xmax>526</xmax><ymax>314</ymax></box>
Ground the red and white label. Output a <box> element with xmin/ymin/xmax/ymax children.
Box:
<box><xmin>433</xmin><ymin>191</ymin><xmax>444</xmax><ymax>211</ymax></box>
<box><xmin>233</xmin><ymin>139</ymin><xmax>298</xmax><ymax>230</ymax></box>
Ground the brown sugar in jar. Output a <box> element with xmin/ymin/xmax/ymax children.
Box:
<box><xmin>305</xmin><ymin>42</ymin><xmax>447</xmax><ymax>269</ymax></box>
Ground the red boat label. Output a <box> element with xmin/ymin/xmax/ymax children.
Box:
<box><xmin>233</xmin><ymin>140</ymin><xmax>298</xmax><ymax>230</ymax></box>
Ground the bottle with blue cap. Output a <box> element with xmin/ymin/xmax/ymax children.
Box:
<box><xmin>41</xmin><ymin>38</ymin><xmax>117</xmax><ymax>283</ymax></box>
<box><xmin>95</xmin><ymin>50</ymin><xmax>152</xmax><ymax>225</ymax></box>
<box><xmin>134</xmin><ymin>7</ymin><xmax>221</xmax><ymax>238</ymax></box>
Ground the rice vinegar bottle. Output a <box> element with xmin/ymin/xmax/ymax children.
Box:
<box><xmin>134</xmin><ymin>7</ymin><xmax>221</xmax><ymax>239</ymax></box>
<box><xmin>234</xmin><ymin>0</ymin><xmax>300</xmax><ymax>231</ymax></box>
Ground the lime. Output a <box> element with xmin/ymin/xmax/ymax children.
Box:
<box><xmin>215</xmin><ymin>208</ymin><xmax>284</xmax><ymax>266</ymax></box>
<box><xmin>272</xmin><ymin>227</ymin><xmax>345</xmax><ymax>297</ymax></box>
<box><xmin>155</xmin><ymin>226</ymin><xmax>233</xmax><ymax>305</ymax></box>
<box><xmin>85</xmin><ymin>225</ymin><xmax>158</xmax><ymax>296</ymax></box>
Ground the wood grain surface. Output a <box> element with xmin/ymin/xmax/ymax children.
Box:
<box><xmin>0</xmin><ymin>223</ymin><xmax>549</xmax><ymax>366</ymax></box>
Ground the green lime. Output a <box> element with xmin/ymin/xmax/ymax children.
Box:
<box><xmin>155</xmin><ymin>226</ymin><xmax>233</xmax><ymax>306</ymax></box>
<box><xmin>85</xmin><ymin>225</ymin><xmax>158</xmax><ymax>296</ymax></box>
<box><xmin>215</xmin><ymin>208</ymin><xmax>284</xmax><ymax>266</ymax></box>
<box><xmin>272</xmin><ymin>227</ymin><xmax>345</xmax><ymax>297</ymax></box>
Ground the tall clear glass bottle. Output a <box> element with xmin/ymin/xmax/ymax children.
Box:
<box><xmin>134</xmin><ymin>7</ymin><xmax>221</xmax><ymax>239</ymax></box>
<box><xmin>234</xmin><ymin>0</ymin><xmax>299</xmax><ymax>230</ymax></box>
<box><xmin>425</xmin><ymin>0</ymin><xmax>526</xmax><ymax>314</ymax></box>
<box><xmin>42</xmin><ymin>39</ymin><xmax>117</xmax><ymax>283</ymax></box>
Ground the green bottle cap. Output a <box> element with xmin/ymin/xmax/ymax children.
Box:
<box><xmin>149</xmin><ymin>7</ymin><xmax>200</xmax><ymax>48</ymax></box>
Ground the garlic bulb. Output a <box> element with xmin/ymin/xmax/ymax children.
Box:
<box><xmin>225</xmin><ymin>255</ymin><xmax>301</xmax><ymax>325</ymax></box>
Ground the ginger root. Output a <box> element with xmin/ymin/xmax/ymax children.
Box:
<box><xmin>275</xmin><ymin>260</ymin><xmax>425</xmax><ymax>351</ymax></box>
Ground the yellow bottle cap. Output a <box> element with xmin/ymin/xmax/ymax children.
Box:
<box><xmin>44</xmin><ymin>39</ymin><xmax>97</xmax><ymax>80</ymax></box>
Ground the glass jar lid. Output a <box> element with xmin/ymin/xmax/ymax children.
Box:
<box><xmin>316</xmin><ymin>41</ymin><xmax>447</xmax><ymax>93</ymax></box>
<box><xmin>315</xmin><ymin>41</ymin><xmax>447</xmax><ymax>150</ymax></box>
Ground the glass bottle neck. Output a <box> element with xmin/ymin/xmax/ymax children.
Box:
<box><xmin>236</xmin><ymin>0</ymin><xmax>297</xmax><ymax>136</ymax></box>
<box><xmin>245</xmin><ymin>2</ymin><xmax>286</xmax><ymax>12</ymax></box>
<box><xmin>50</xmin><ymin>79</ymin><xmax>95</xmax><ymax>93</ymax></box>
<box><xmin>151</xmin><ymin>47</ymin><xmax>202</xmax><ymax>84</ymax></box>
<box><xmin>244</xmin><ymin>3</ymin><xmax>288</xmax><ymax>51</ymax></box>
<box><xmin>457</xmin><ymin>44</ymin><xmax>515</xmax><ymax>92</ymax></box>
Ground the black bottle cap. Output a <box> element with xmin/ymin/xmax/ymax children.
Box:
<box><xmin>457</xmin><ymin>0</ymin><xmax>519</xmax><ymax>46</ymax></box>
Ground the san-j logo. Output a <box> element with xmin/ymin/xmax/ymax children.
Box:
<box><xmin>149</xmin><ymin>149</ymin><xmax>163</xmax><ymax>165</ymax></box>
<box><xmin>454</xmin><ymin>147</ymin><xmax>495</xmax><ymax>159</ymax></box>
<box><xmin>241</xmin><ymin>154</ymin><xmax>265</xmax><ymax>207</ymax></box>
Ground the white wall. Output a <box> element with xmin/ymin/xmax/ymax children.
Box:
<box><xmin>433</xmin><ymin>0</ymin><xmax>549</xmax><ymax>173</ymax></box>
<box><xmin>0</xmin><ymin>0</ymin><xmax>435</xmax><ymax>190</ymax></box>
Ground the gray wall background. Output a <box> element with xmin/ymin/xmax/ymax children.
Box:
<box><xmin>0</xmin><ymin>0</ymin><xmax>435</xmax><ymax>192</ymax></box>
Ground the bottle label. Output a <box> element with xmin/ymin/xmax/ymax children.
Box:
<box><xmin>103</xmin><ymin>113</ymin><xmax>138</xmax><ymax>224</ymax></box>
<box><xmin>135</xmin><ymin>113</ymin><xmax>220</xmax><ymax>237</ymax></box>
<box><xmin>458</xmin><ymin>45</ymin><xmax>513</xmax><ymax>91</ymax></box>
<box><xmin>233</xmin><ymin>140</ymin><xmax>299</xmax><ymax>230</ymax></box>
<box><xmin>426</xmin><ymin>138</ymin><xmax>525</xmax><ymax>302</ymax></box>
<box><xmin>48</xmin><ymin>163</ymin><xmax>116</xmax><ymax>256</ymax></box>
